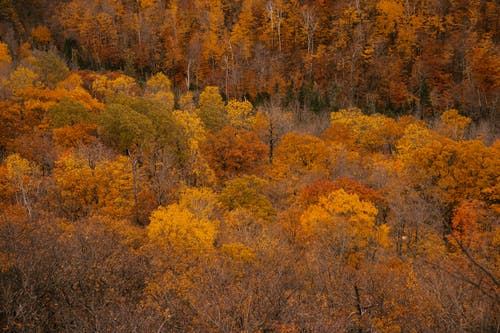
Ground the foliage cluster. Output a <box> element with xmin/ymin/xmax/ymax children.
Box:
<box><xmin>0</xmin><ymin>19</ymin><xmax>498</xmax><ymax>332</ymax></box>
<box><xmin>0</xmin><ymin>0</ymin><xmax>498</xmax><ymax>121</ymax></box>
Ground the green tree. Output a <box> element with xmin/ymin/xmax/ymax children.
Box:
<box><xmin>32</xmin><ymin>51</ymin><xmax>69</xmax><ymax>88</ymax></box>
<box><xmin>220</xmin><ymin>175</ymin><xmax>275</xmax><ymax>222</ymax></box>
<box><xmin>98</xmin><ymin>103</ymin><xmax>154</xmax><ymax>153</ymax></box>
<box><xmin>47</xmin><ymin>97</ymin><xmax>90</xmax><ymax>128</ymax></box>
<box><xmin>198</xmin><ymin>86</ymin><xmax>227</xmax><ymax>132</ymax></box>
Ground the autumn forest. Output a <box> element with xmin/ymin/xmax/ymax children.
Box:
<box><xmin>0</xmin><ymin>0</ymin><xmax>499</xmax><ymax>332</ymax></box>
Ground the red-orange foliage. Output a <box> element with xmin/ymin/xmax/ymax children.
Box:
<box><xmin>52</xmin><ymin>122</ymin><xmax>98</xmax><ymax>148</ymax></box>
<box><xmin>450</xmin><ymin>200</ymin><xmax>485</xmax><ymax>248</ymax></box>
<box><xmin>299</xmin><ymin>177</ymin><xmax>386</xmax><ymax>206</ymax></box>
<box><xmin>202</xmin><ymin>126</ymin><xmax>269</xmax><ymax>181</ymax></box>
<box><xmin>0</xmin><ymin>101</ymin><xmax>29</xmax><ymax>149</ymax></box>
<box><xmin>331</xmin><ymin>177</ymin><xmax>387</xmax><ymax>209</ymax></box>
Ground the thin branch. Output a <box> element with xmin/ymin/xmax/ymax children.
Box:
<box><xmin>449</xmin><ymin>232</ymin><xmax>499</xmax><ymax>287</ymax></box>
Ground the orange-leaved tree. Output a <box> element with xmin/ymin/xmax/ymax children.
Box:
<box><xmin>202</xmin><ymin>126</ymin><xmax>268</xmax><ymax>181</ymax></box>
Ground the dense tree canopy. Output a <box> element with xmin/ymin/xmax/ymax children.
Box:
<box><xmin>0</xmin><ymin>1</ymin><xmax>498</xmax><ymax>332</ymax></box>
<box><xmin>1</xmin><ymin>0</ymin><xmax>498</xmax><ymax>120</ymax></box>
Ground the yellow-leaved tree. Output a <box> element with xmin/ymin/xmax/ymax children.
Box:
<box><xmin>329</xmin><ymin>107</ymin><xmax>401</xmax><ymax>153</ymax></box>
<box><xmin>145</xmin><ymin>202</ymin><xmax>219</xmax><ymax>327</ymax></box>
<box><xmin>8</xmin><ymin>66</ymin><xmax>39</xmax><ymax>98</ymax></box>
<box><xmin>145</xmin><ymin>72</ymin><xmax>175</xmax><ymax>111</ymax></box>
<box><xmin>226</xmin><ymin>99</ymin><xmax>255</xmax><ymax>130</ymax></box>
<box><xmin>400</xmin><ymin>138</ymin><xmax>499</xmax><ymax>206</ymax></box>
<box><xmin>53</xmin><ymin>152</ymin><xmax>96</xmax><ymax>219</ymax></box>
<box><xmin>95</xmin><ymin>156</ymin><xmax>135</xmax><ymax>219</ymax></box>
<box><xmin>4</xmin><ymin>154</ymin><xmax>41</xmax><ymax>218</ymax></box>
<box><xmin>148</xmin><ymin>204</ymin><xmax>218</xmax><ymax>255</ymax></box>
<box><xmin>300</xmin><ymin>189</ymin><xmax>389</xmax><ymax>266</ymax></box>
<box><xmin>172</xmin><ymin>109</ymin><xmax>216</xmax><ymax>186</ymax></box>
<box><xmin>197</xmin><ymin>86</ymin><xmax>227</xmax><ymax>133</ymax></box>
<box><xmin>438</xmin><ymin>109</ymin><xmax>471</xmax><ymax>141</ymax></box>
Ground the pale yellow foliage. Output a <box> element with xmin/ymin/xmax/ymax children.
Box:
<box><xmin>5</xmin><ymin>153</ymin><xmax>39</xmax><ymax>183</ymax></box>
<box><xmin>198</xmin><ymin>86</ymin><xmax>227</xmax><ymax>132</ymax></box>
<box><xmin>8</xmin><ymin>66</ymin><xmax>39</xmax><ymax>96</ymax></box>
<box><xmin>146</xmin><ymin>72</ymin><xmax>172</xmax><ymax>93</ymax></box>
<box><xmin>179</xmin><ymin>187</ymin><xmax>219</xmax><ymax>220</ymax></box>
<box><xmin>4</xmin><ymin>154</ymin><xmax>40</xmax><ymax>216</ymax></box>
<box><xmin>173</xmin><ymin>110</ymin><xmax>207</xmax><ymax>149</ymax></box>
<box><xmin>91</xmin><ymin>74</ymin><xmax>137</xmax><ymax>98</ymax></box>
<box><xmin>91</xmin><ymin>74</ymin><xmax>108</xmax><ymax>97</ymax></box>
